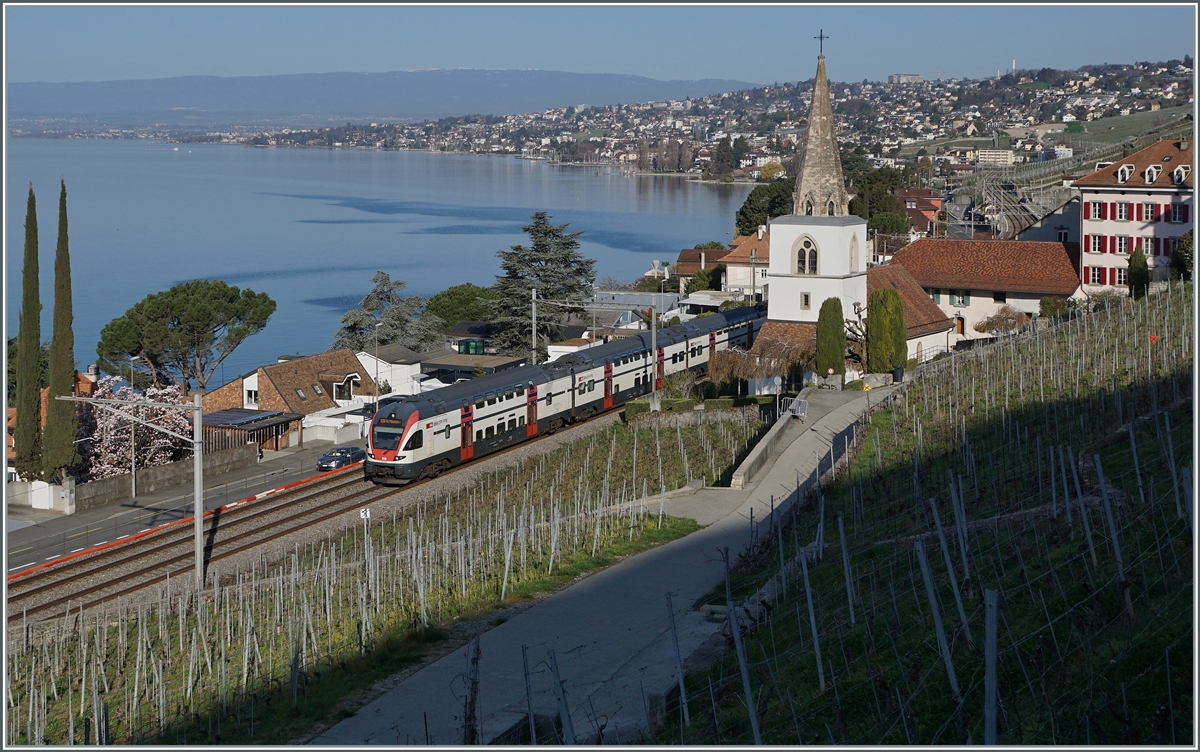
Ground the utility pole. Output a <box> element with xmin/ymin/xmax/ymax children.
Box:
<box><xmin>129</xmin><ymin>355</ymin><xmax>140</xmax><ymax>498</ymax></box>
<box><xmin>531</xmin><ymin>288</ymin><xmax>538</xmax><ymax>366</ymax></box>
<box><xmin>58</xmin><ymin>393</ymin><xmax>207</xmax><ymax>590</ymax></box>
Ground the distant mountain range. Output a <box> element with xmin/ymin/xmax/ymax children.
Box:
<box><xmin>8</xmin><ymin>69</ymin><xmax>760</xmax><ymax>129</ymax></box>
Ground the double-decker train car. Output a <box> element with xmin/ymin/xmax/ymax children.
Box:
<box><xmin>364</xmin><ymin>302</ymin><xmax>766</xmax><ymax>484</ymax></box>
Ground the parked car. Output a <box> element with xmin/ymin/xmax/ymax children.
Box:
<box><xmin>317</xmin><ymin>446</ymin><xmax>366</xmax><ymax>471</ymax></box>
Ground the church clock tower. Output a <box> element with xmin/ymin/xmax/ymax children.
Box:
<box><xmin>765</xmin><ymin>41</ymin><xmax>867</xmax><ymax>330</ymax></box>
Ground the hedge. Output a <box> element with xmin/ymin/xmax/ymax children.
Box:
<box><xmin>704</xmin><ymin>398</ymin><xmax>735</xmax><ymax>409</ymax></box>
<box><xmin>624</xmin><ymin>401</ymin><xmax>650</xmax><ymax>419</ymax></box>
<box><xmin>661</xmin><ymin>398</ymin><xmax>696</xmax><ymax>412</ymax></box>
<box><xmin>844</xmin><ymin>379</ymin><xmax>865</xmax><ymax>391</ymax></box>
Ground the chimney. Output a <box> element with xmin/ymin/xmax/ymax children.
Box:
<box><xmin>700</xmin><ymin>252</ymin><xmax>706</xmax><ymax>269</ymax></box>
<box><xmin>757</xmin><ymin>224</ymin><xmax>765</xmax><ymax>240</ymax></box>
<box><xmin>1181</xmin><ymin>139</ymin><xmax>1190</xmax><ymax>151</ymax></box>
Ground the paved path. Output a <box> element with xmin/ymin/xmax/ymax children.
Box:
<box><xmin>6</xmin><ymin>439</ymin><xmax>353</xmax><ymax>572</ymax></box>
<box><xmin>314</xmin><ymin>387</ymin><xmax>893</xmax><ymax>745</ymax></box>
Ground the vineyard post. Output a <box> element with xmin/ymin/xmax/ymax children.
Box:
<box><xmin>1093</xmin><ymin>455</ymin><xmax>1134</xmax><ymax>617</ymax></box>
<box><xmin>665</xmin><ymin>593</ymin><xmax>690</xmax><ymax>727</ymax></box>
<box><xmin>914</xmin><ymin>540</ymin><xmax>960</xmax><ymax>699</ymax></box>
<box><xmin>798</xmin><ymin>546</ymin><xmax>826</xmax><ymax>692</ymax></box>
<box><xmin>984</xmin><ymin>589</ymin><xmax>998</xmax><ymax>745</ymax></box>
<box><xmin>548</xmin><ymin>650</ymin><xmax>575</xmax><ymax>745</ymax></box>
<box><xmin>837</xmin><ymin>515</ymin><xmax>855</xmax><ymax>626</ymax></box>
<box><xmin>927</xmin><ymin>499</ymin><xmax>972</xmax><ymax>645</ymax></box>
<box><xmin>1127</xmin><ymin>424</ymin><xmax>1146</xmax><ymax>506</ymax></box>
<box><xmin>522</xmin><ymin>645</ymin><xmax>537</xmax><ymax>745</ymax></box>
<box><xmin>725</xmin><ymin>547</ymin><xmax>762</xmax><ymax>745</ymax></box>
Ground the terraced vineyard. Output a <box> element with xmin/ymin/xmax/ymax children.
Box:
<box><xmin>659</xmin><ymin>283</ymin><xmax>1193</xmax><ymax>745</ymax></box>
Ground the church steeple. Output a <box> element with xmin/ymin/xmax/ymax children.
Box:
<box><xmin>792</xmin><ymin>52</ymin><xmax>849</xmax><ymax>217</ymax></box>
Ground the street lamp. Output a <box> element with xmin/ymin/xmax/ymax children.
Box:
<box><xmin>374</xmin><ymin>321</ymin><xmax>384</xmax><ymax>406</ymax></box>
<box><xmin>129</xmin><ymin>355</ymin><xmax>141</xmax><ymax>499</ymax></box>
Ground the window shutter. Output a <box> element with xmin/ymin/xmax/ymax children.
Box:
<box><xmin>1135</xmin><ymin>203</ymin><xmax>1142</xmax><ymax>221</ymax></box>
<box><xmin>933</xmin><ymin>289</ymin><xmax>941</xmax><ymax>304</ymax></box>
<box><xmin>1155</xmin><ymin>204</ymin><xmax>1162</xmax><ymax>222</ymax></box>
<box><xmin>1156</xmin><ymin>238</ymin><xmax>1163</xmax><ymax>256</ymax></box>
<box><xmin>1183</xmin><ymin>205</ymin><xmax>1190</xmax><ymax>224</ymax></box>
<box><xmin>1110</xmin><ymin>202</ymin><xmax>1118</xmax><ymax>220</ymax></box>
<box><xmin>1102</xmin><ymin>235</ymin><xmax>1109</xmax><ymax>253</ymax></box>
<box><xmin>963</xmin><ymin>289</ymin><xmax>970</xmax><ymax>306</ymax></box>
<box><xmin>1100</xmin><ymin>202</ymin><xmax>1108</xmax><ymax>220</ymax></box>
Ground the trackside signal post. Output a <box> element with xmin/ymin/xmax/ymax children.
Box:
<box><xmin>58</xmin><ymin>393</ymin><xmax>206</xmax><ymax>590</ymax></box>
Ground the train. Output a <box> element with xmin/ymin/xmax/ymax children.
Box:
<box><xmin>364</xmin><ymin>302</ymin><xmax>767</xmax><ymax>484</ymax></box>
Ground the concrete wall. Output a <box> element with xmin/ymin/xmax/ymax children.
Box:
<box><xmin>729</xmin><ymin>399</ymin><xmax>799</xmax><ymax>489</ymax></box>
<box><xmin>74</xmin><ymin>444</ymin><xmax>259</xmax><ymax>512</ymax></box>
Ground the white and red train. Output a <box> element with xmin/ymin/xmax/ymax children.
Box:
<box><xmin>364</xmin><ymin>303</ymin><xmax>766</xmax><ymax>484</ymax></box>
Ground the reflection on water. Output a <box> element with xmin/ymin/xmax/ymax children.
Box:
<box><xmin>6</xmin><ymin>140</ymin><xmax>752</xmax><ymax>377</ymax></box>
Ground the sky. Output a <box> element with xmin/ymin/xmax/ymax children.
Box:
<box><xmin>5</xmin><ymin>5</ymin><xmax>1196</xmax><ymax>86</ymax></box>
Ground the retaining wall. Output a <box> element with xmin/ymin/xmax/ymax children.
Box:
<box><xmin>75</xmin><ymin>444</ymin><xmax>259</xmax><ymax>511</ymax></box>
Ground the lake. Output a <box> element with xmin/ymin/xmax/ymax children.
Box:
<box><xmin>5</xmin><ymin>139</ymin><xmax>752</xmax><ymax>382</ymax></box>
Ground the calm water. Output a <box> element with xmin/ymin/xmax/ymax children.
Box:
<box><xmin>5</xmin><ymin>140</ymin><xmax>750</xmax><ymax>381</ymax></box>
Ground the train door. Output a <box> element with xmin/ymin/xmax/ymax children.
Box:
<box><xmin>603</xmin><ymin>362</ymin><xmax>613</xmax><ymax>410</ymax></box>
<box><xmin>526</xmin><ymin>385</ymin><xmax>538</xmax><ymax>437</ymax></box>
<box><xmin>656</xmin><ymin>347</ymin><xmax>665</xmax><ymax>390</ymax></box>
<box><xmin>709</xmin><ymin>332</ymin><xmax>716</xmax><ymax>358</ymax></box>
<box><xmin>460</xmin><ymin>403</ymin><xmax>474</xmax><ymax>460</ymax></box>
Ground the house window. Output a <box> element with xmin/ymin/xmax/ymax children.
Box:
<box><xmin>1089</xmin><ymin>235</ymin><xmax>1103</xmax><ymax>254</ymax></box>
<box><xmin>1089</xmin><ymin>267</ymin><xmax>1103</xmax><ymax>285</ymax></box>
<box><xmin>1116</xmin><ymin>164</ymin><xmax>1134</xmax><ymax>183</ymax></box>
<box><xmin>1115</xmin><ymin>236</ymin><xmax>1129</xmax><ymax>254</ymax></box>
<box><xmin>1143</xmin><ymin>202</ymin><xmax>1157</xmax><ymax>221</ymax></box>
<box><xmin>1170</xmin><ymin>237</ymin><xmax>1181</xmax><ymax>253</ymax></box>
<box><xmin>1115</xmin><ymin>203</ymin><xmax>1129</xmax><ymax>221</ymax></box>
<box><xmin>245</xmin><ymin>389</ymin><xmax>259</xmax><ymax>405</ymax></box>
<box><xmin>1115</xmin><ymin>267</ymin><xmax>1128</xmax><ymax>286</ymax></box>
<box><xmin>1173</xmin><ymin>165</ymin><xmax>1191</xmax><ymax>184</ymax></box>
<box><xmin>1057</xmin><ymin>229</ymin><xmax>1069</xmax><ymax>243</ymax></box>
<box><xmin>311</xmin><ymin>384</ymin><xmax>324</xmax><ymax>396</ymax></box>
<box><xmin>1145</xmin><ymin>165</ymin><xmax>1161</xmax><ymax>183</ymax></box>
<box><xmin>334</xmin><ymin>382</ymin><xmax>352</xmax><ymax>401</ymax></box>
<box><xmin>1170</xmin><ymin>203</ymin><xmax>1185</xmax><ymax>223</ymax></box>
<box><xmin>801</xmin><ymin>293</ymin><xmax>811</xmax><ymax>310</ymax></box>
<box><xmin>952</xmin><ymin>290</ymin><xmax>969</xmax><ymax>307</ymax></box>
<box><xmin>992</xmin><ymin>291</ymin><xmax>1006</xmax><ymax>303</ymax></box>
<box><xmin>295</xmin><ymin>388</ymin><xmax>307</xmax><ymax>400</ymax></box>
<box><xmin>1089</xmin><ymin>201</ymin><xmax>1102</xmax><ymax>219</ymax></box>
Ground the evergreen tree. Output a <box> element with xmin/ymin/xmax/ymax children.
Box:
<box><xmin>331</xmin><ymin>272</ymin><xmax>442</xmax><ymax>353</ymax></box>
<box><xmin>1170</xmin><ymin>230</ymin><xmax>1192</xmax><ymax>281</ymax></box>
<box><xmin>488</xmin><ymin>212</ymin><xmax>596</xmax><ymax>362</ymax></box>
<box><xmin>15</xmin><ymin>186</ymin><xmax>43</xmax><ymax>481</ymax></box>
<box><xmin>889</xmin><ymin>290</ymin><xmax>908</xmax><ymax>367</ymax></box>
<box><xmin>866</xmin><ymin>288</ymin><xmax>904</xmax><ymax>373</ymax></box>
<box><xmin>815</xmin><ymin>297</ymin><xmax>846</xmax><ymax>380</ymax></box>
<box><xmin>44</xmin><ymin>180</ymin><xmax>79</xmax><ymax>482</ymax></box>
<box><xmin>1127</xmin><ymin>247</ymin><xmax>1150</xmax><ymax>300</ymax></box>
<box><xmin>686</xmin><ymin>267</ymin><xmax>712</xmax><ymax>295</ymax></box>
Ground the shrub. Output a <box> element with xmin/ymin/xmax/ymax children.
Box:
<box><xmin>704</xmin><ymin>397</ymin><xmax>735</xmax><ymax>409</ymax></box>
<box><xmin>844</xmin><ymin>379</ymin><xmax>865</xmax><ymax>391</ymax></box>
<box><xmin>1040</xmin><ymin>295</ymin><xmax>1069</xmax><ymax>320</ymax></box>
<box><xmin>624</xmin><ymin>401</ymin><xmax>650</xmax><ymax>419</ymax></box>
<box><xmin>1128</xmin><ymin>247</ymin><xmax>1149</xmax><ymax>299</ymax></box>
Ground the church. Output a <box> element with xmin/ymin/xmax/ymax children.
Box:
<box><xmin>750</xmin><ymin>47</ymin><xmax>953</xmax><ymax>381</ymax></box>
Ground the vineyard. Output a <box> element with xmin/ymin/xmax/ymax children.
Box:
<box><xmin>657</xmin><ymin>282</ymin><xmax>1193</xmax><ymax>745</ymax></box>
<box><xmin>5</xmin><ymin>410</ymin><xmax>769</xmax><ymax>745</ymax></box>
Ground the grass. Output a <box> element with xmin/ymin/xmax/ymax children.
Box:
<box><xmin>1070</xmin><ymin>107</ymin><xmax>1192</xmax><ymax>143</ymax></box>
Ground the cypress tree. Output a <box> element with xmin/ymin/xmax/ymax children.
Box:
<box><xmin>15</xmin><ymin>185</ymin><xmax>43</xmax><ymax>481</ymax></box>
<box><xmin>888</xmin><ymin>289</ymin><xmax>908</xmax><ymax>368</ymax></box>
<box><xmin>1127</xmin><ymin>247</ymin><xmax>1150</xmax><ymax>300</ymax></box>
<box><xmin>865</xmin><ymin>288</ymin><xmax>893</xmax><ymax>373</ymax></box>
<box><xmin>815</xmin><ymin>297</ymin><xmax>846</xmax><ymax>380</ymax></box>
<box><xmin>44</xmin><ymin>180</ymin><xmax>79</xmax><ymax>482</ymax></box>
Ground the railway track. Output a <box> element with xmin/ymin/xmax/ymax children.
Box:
<box><xmin>6</xmin><ymin>467</ymin><xmax>378</xmax><ymax>625</ymax></box>
<box><xmin>6</xmin><ymin>406</ymin><xmax>633</xmax><ymax>627</ymax></box>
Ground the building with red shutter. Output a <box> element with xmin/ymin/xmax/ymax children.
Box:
<box><xmin>1074</xmin><ymin>139</ymin><xmax>1193</xmax><ymax>290</ymax></box>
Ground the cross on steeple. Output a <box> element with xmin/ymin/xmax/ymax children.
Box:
<box><xmin>815</xmin><ymin>29</ymin><xmax>828</xmax><ymax>56</ymax></box>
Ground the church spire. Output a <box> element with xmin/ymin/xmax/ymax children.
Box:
<box><xmin>792</xmin><ymin>52</ymin><xmax>849</xmax><ymax>217</ymax></box>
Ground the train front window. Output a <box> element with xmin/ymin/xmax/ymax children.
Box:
<box><xmin>372</xmin><ymin>426</ymin><xmax>404</xmax><ymax>450</ymax></box>
<box><xmin>402</xmin><ymin>430</ymin><xmax>423</xmax><ymax>451</ymax></box>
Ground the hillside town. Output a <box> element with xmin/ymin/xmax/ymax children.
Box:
<box><xmin>143</xmin><ymin>58</ymin><xmax>1198</xmax><ymax>178</ymax></box>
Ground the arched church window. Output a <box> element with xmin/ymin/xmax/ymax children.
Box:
<box><xmin>805</xmin><ymin>201</ymin><xmax>813</xmax><ymax>216</ymax></box>
<box><xmin>808</xmin><ymin>248</ymin><xmax>818</xmax><ymax>275</ymax></box>
<box><xmin>827</xmin><ymin>201</ymin><xmax>835</xmax><ymax>216</ymax></box>
<box><xmin>797</xmin><ymin>238</ymin><xmax>817</xmax><ymax>275</ymax></box>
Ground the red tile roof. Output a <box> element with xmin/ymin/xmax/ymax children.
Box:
<box><xmin>724</xmin><ymin>231</ymin><xmax>770</xmax><ymax>265</ymax></box>
<box><xmin>890</xmin><ymin>238</ymin><xmax>1080</xmax><ymax>296</ymax></box>
<box><xmin>867</xmin><ymin>265</ymin><xmax>954</xmax><ymax>338</ymax></box>
<box><xmin>1072</xmin><ymin>139</ymin><xmax>1194</xmax><ymax>189</ymax></box>
<box><xmin>674</xmin><ymin>247</ymin><xmax>732</xmax><ymax>277</ymax></box>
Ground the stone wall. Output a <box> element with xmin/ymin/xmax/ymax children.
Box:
<box><xmin>75</xmin><ymin>444</ymin><xmax>259</xmax><ymax>511</ymax></box>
